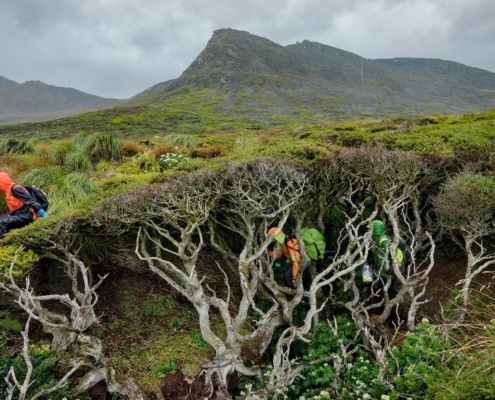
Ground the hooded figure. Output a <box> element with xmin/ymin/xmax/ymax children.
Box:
<box><xmin>267</xmin><ymin>227</ymin><xmax>300</xmax><ymax>289</ymax></box>
<box><xmin>0</xmin><ymin>172</ymin><xmax>48</xmax><ymax>239</ymax></box>
<box><xmin>369</xmin><ymin>220</ymin><xmax>403</xmax><ymax>278</ymax></box>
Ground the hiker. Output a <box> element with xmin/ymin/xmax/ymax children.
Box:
<box><xmin>369</xmin><ymin>220</ymin><xmax>404</xmax><ymax>276</ymax></box>
<box><xmin>267</xmin><ymin>227</ymin><xmax>326</xmax><ymax>289</ymax></box>
<box><xmin>368</xmin><ymin>220</ymin><xmax>404</xmax><ymax>299</ymax></box>
<box><xmin>0</xmin><ymin>172</ymin><xmax>49</xmax><ymax>239</ymax></box>
<box><xmin>267</xmin><ymin>227</ymin><xmax>301</xmax><ymax>289</ymax></box>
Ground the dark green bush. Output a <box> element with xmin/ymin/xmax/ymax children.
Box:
<box><xmin>0</xmin><ymin>346</ymin><xmax>71</xmax><ymax>400</ymax></box>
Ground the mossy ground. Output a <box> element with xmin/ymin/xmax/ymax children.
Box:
<box><xmin>93</xmin><ymin>269</ymin><xmax>214</xmax><ymax>390</ymax></box>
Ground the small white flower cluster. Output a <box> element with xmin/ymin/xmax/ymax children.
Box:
<box><xmin>159</xmin><ymin>153</ymin><xmax>189</xmax><ymax>170</ymax></box>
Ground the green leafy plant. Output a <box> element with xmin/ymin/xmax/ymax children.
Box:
<box><xmin>0</xmin><ymin>138</ymin><xmax>34</xmax><ymax>155</ymax></box>
<box><xmin>0</xmin><ymin>345</ymin><xmax>71</xmax><ymax>400</ymax></box>
<box><xmin>64</xmin><ymin>152</ymin><xmax>93</xmax><ymax>173</ymax></box>
<box><xmin>284</xmin><ymin>315</ymin><xmax>389</xmax><ymax>400</ymax></box>
<box><xmin>150</xmin><ymin>361</ymin><xmax>178</xmax><ymax>379</ymax></box>
<box><xmin>172</xmin><ymin>319</ymin><xmax>183</xmax><ymax>330</ymax></box>
<box><xmin>45</xmin><ymin>141</ymin><xmax>76</xmax><ymax>166</ymax></box>
<box><xmin>0</xmin><ymin>318</ymin><xmax>22</xmax><ymax>332</ymax></box>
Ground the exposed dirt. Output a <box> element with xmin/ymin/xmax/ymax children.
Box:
<box><xmin>420</xmin><ymin>254</ymin><xmax>495</xmax><ymax>320</ymax></box>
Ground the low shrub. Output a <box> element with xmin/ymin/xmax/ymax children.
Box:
<box><xmin>153</xmin><ymin>143</ymin><xmax>176</xmax><ymax>159</ymax></box>
<box><xmin>191</xmin><ymin>144</ymin><xmax>226</xmax><ymax>159</ymax></box>
<box><xmin>0</xmin><ymin>345</ymin><xmax>71</xmax><ymax>400</ymax></box>
<box><xmin>0</xmin><ymin>246</ymin><xmax>40</xmax><ymax>281</ymax></box>
<box><xmin>122</xmin><ymin>141</ymin><xmax>144</xmax><ymax>157</ymax></box>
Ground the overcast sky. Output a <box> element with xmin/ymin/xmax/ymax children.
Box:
<box><xmin>1</xmin><ymin>0</ymin><xmax>494</xmax><ymax>99</ymax></box>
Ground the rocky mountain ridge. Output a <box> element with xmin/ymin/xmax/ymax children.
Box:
<box><xmin>0</xmin><ymin>78</ymin><xmax>124</xmax><ymax>126</ymax></box>
<box><xmin>140</xmin><ymin>29</ymin><xmax>495</xmax><ymax>121</ymax></box>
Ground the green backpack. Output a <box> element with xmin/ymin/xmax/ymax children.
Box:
<box><xmin>301</xmin><ymin>228</ymin><xmax>326</xmax><ymax>261</ymax></box>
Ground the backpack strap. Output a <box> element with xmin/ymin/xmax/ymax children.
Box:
<box><xmin>10</xmin><ymin>183</ymin><xmax>30</xmax><ymax>197</ymax></box>
<box><xmin>284</xmin><ymin>233</ymin><xmax>300</xmax><ymax>254</ymax></box>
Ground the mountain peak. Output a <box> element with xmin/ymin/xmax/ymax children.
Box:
<box><xmin>0</xmin><ymin>76</ymin><xmax>19</xmax><ymax>91</ymax></box>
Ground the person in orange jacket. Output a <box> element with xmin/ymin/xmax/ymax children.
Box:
<box><xmin>267</xmin><ymin>227</ymin><xmax>301</xmax><ymax>288</ymax></box>
<box><xmin>0</xmin><ymin>172</ymin><xmax>48</xmax><ymax>239</ymax></box>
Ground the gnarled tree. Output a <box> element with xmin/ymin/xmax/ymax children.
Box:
<box><xmin>0</xmin><ymin>241</ymin><xmax>146</xmax><ymax>400</ymax></box>
<box><xmin>434</xmin><ymin>172</ymin><xmax>495</xmax><ymax>323</ymax></box>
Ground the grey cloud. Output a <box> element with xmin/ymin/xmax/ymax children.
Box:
<box><xmin>0</xmin><ymin>0</ymin><xmax>494</xmax><ymax>98</ymax></box>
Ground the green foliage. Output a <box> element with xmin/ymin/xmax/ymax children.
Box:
<box><xmin>116</xmin><ymin>151</ymin><xmax>160</xmax><ymax>174</ymax></box>
<box><xmin>191</xmin><ymin>330</ymin><xmax>209</xmax><ymax>348</ymax></box>
<box><xmin>172</xmin><ymin>319</ymin><xmax>183</xmax><ymax>330</ymax></box>
<box><xmin>0</xmin><ymin>138</ymin><xmax>34</xmax><ymax>155</ymax></box>
<box><xmin>390</xmin><ymin>320</ymin><xmax>452</xmax><ymax>398</ymax></box>
<box><xmin>82</xmin><ymin>133</ymin><xmax>123</xmax><ymax>163</ymax></box>
<box><xmin>0</xmin><ymin>345</ymin><xmax>71</xmax><ymax>400</ymax></box>
<box><xmin>0</xmin><ymin>318</ymin><xmax>22</xmax><ymax>332</ymax></box>
<box><xmin>45</xmin><ymin>141</ymin><xmax>76</xmax><ymax>165</ymax></box>
<box><xmin>72</xmin><ymin>131</ymin><xmax>89</xmax><ymax>148</ymax></box>
<box><xmin>150</xmin><ymin>361</ymin><xmax>178</xmax><ymax>379</ymax></box>
<box><xmin>64</xmin><ymin>151</ymin><xmax>93</xmax><ymax>173</ymax></box>
<box><xmin>0</xmin><ymin>245</ymin><xmax>39</xmax><ymax>281</ymax></box>
<box><xmin>334</xmin><ymin>124</ymin><xmax>359</xmax><ymax>131</ymax></box>
<box><xmin>434</xmin><ymin>172</ymin><xmax>495</xmax><ymax>234</ymax></box>
<box><xmin>286</xmin><ymin>315</ymin><xmax>388</xmax><ymax>400</ymax></box>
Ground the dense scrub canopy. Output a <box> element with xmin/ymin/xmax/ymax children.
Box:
<box><xmin>434</xmin><ymin>172</ymin><xmax>495</xmax><ymax>237</ymax></box>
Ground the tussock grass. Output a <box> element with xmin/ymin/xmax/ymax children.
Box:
<box><xmin>64</xmin><ymin>152</ymin><xmax>93</xmax><ymax>173</ymax></box>
<box><xmin>0</xmin><ymin>138</ymin><xmax>34</xmax><ymax>155</ymax></box>
<box><xmin>72</xmin><ymin>131</ymin><xmax>89</xmax><ymax>148</ymax></box>
<box><xmin>83</xmin><ymin>133</ymin><xmax>123</xmax><ymax>163</ymax></box>
<box><xmin>45</xmin><ymin>141</ymin><xmax>76</xmax><ymax>166</ymax></box>
<box><xmin>166</xmin><ymin>134</ymin><xmax>197</xmax><ymax>149</ymax></box>
<box><xmin>17</xmin><ymin>168</ymin><xmax>100</xmax><ymax>214</ymax></box>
